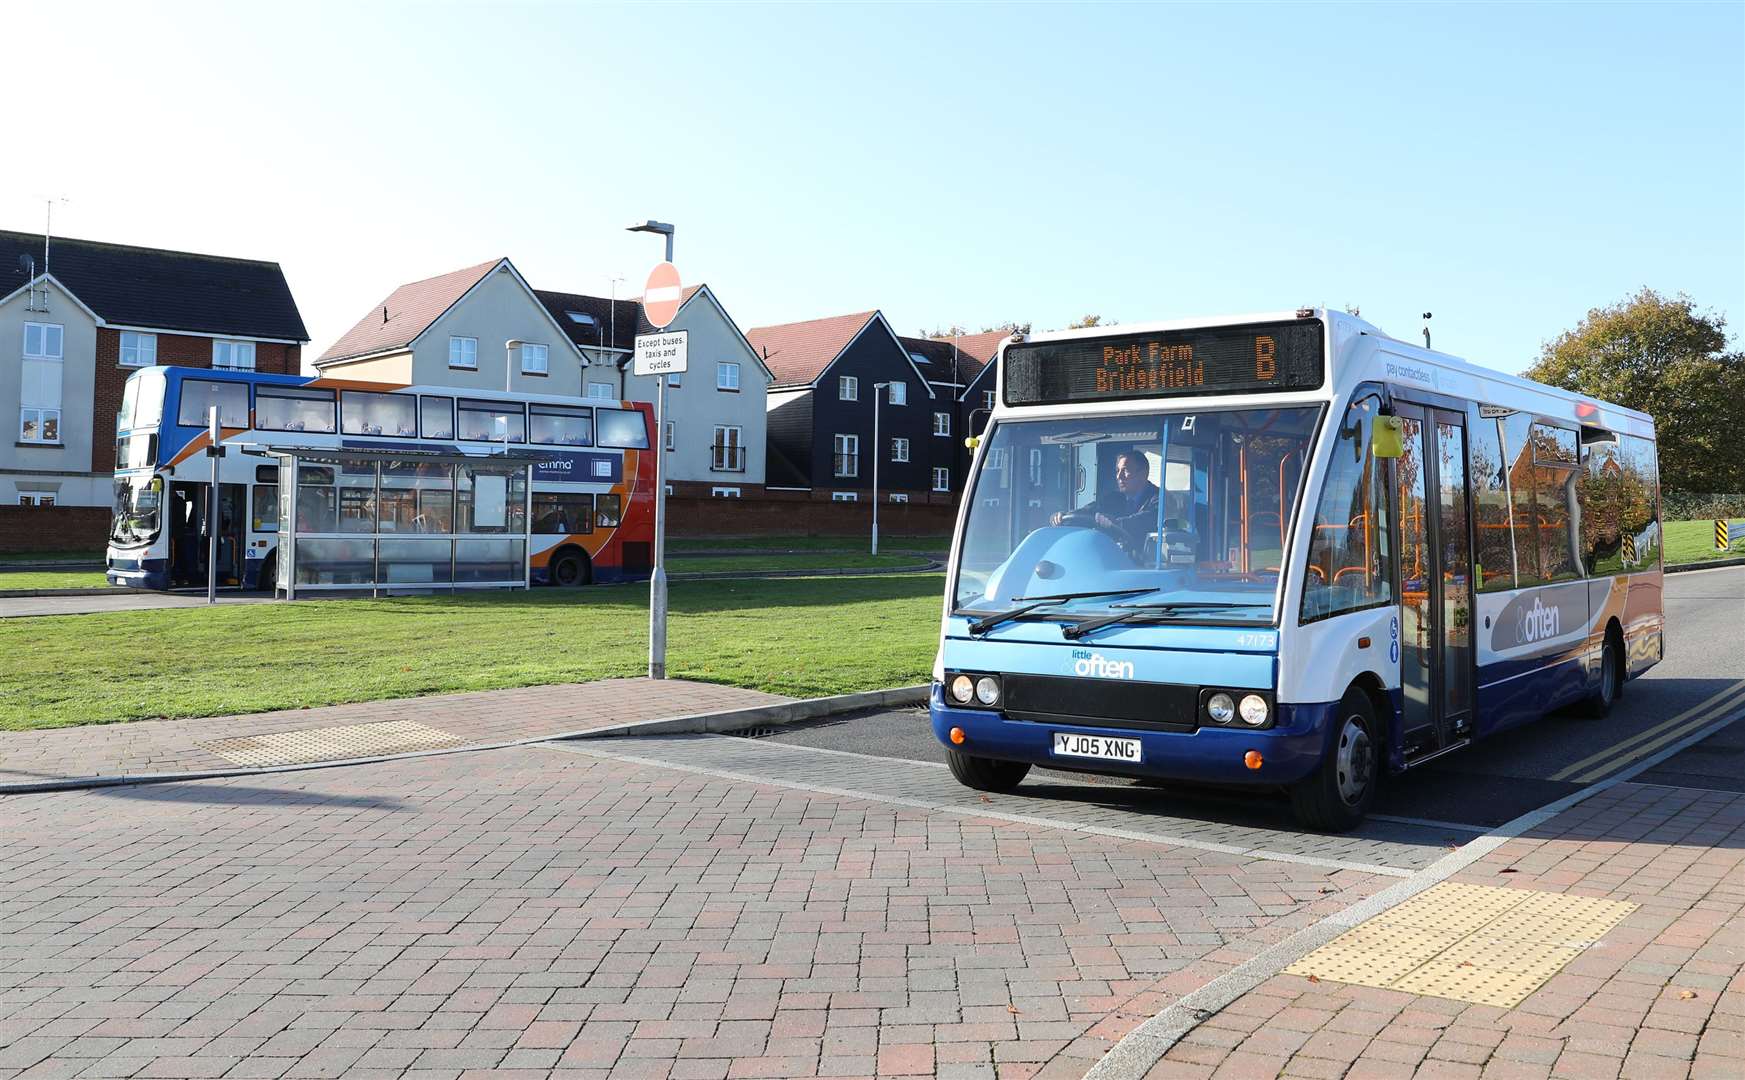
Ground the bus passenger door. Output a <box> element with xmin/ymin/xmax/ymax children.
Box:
<box><xmin>1393</xmin><ymin>404</ymin><xmax>1476</xmax><ymax>760</ymax></box>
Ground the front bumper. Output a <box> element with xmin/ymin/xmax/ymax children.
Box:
<box><xmin>928</xmin><ymin>682</ymin><xmax>1337</xmax><ymax>786</ymax></box>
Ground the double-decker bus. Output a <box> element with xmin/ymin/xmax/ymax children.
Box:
<box><xmin>106</xmin><ymin>366</ymin><xmax>654</xmax><ymax>591</ymax></box>
<box><xmin>933</xmin><ymin>310</ymin><xmax>1663</xmax><ymax>830</ymax></box>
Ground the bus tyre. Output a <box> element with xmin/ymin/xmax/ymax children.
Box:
<box><xmin>1290</xmin><ymin>688</ymin><xmax>1379</xmax><ymax>833</ymax></box>
<box><xmin>946</xmin><ymin>749</ymin><xmax>1030</xmax><ymax>793</ymax></box>
<box><xmin>551</xmin><ymin>550</ymin><xmax>590</xmax><ymax>587</ymax></box>
<box><xmin>1581</xmin><ymin>631</ymin><xmax>1624</xmax><ymax>718</ymax></box>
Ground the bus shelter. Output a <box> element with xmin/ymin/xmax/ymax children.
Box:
<box><xmin>267</xmin><ymin>448</ymin><xmax>534</xmax><ymax>597</ymax></box>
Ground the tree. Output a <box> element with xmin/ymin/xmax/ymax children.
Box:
<box><xmin>1068</xmin><ymin>314</ymin><xmax>1106</xmax><ymax>329</ymax></box>
<box><xmin>1524</xmin><ymin>289</ymin><xmax>1745</xmax><ymax>492</ymax></box>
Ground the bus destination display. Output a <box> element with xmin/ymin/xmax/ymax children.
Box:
<box><xmin>1003</xmin><ymin>320</ymin><xmax>1324</xmax><ymax>406</ymax></box>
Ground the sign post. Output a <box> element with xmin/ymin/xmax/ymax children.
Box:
<box><xmin>206</xmin><ymin>406</ymin><xmax>223</xmax><ymax>604</ymax></box>
<box><xmin>635</xmin><ymin>262</ymin><xmax>687</xmax><ymax>680</ymax></box>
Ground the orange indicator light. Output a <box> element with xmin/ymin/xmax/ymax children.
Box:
<box><xmin>1244</xmin><ymin>751</ymin><xmax>1264</xmax><ymax>771</ymax></box>
<box><xmin>949</xmin><ymin>727</ymin><xmax>966</xmax><ymax>745</ymax></box>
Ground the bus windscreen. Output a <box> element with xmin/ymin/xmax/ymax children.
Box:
<box><xmin>1003</xmin><ymin>320</ymin><xmax>1323</xmax><ymax>406</ymax></box>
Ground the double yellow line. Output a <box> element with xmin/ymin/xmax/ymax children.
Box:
<box><xmin>1550</xmin><ymin>678</ymin><xmax>1745</xmax><ymax>784</ymax></box>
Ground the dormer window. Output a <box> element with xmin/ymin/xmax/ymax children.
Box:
<box><xmin>565</xmin><ymin>311</ymin><xmax>598</xmax><ymax>327</ymax></box>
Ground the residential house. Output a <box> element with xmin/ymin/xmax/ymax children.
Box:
<box><xmin>0</xmin><ymin>230</ymin><xmax>306</xmax><ymax>544</ymax></box>
<box><xmin>897</xmin><ymin>329</ymin><xmax>1011</xmax><ymax>496</ymax></box>
<box><xmin>314</xmin><ymin>258</ymin><xmax>608</xmax><ymax>395</ymax></box>
<box><xmin>538</xmin><ymin>284</ymin><xmax>773</xmax><ymax>497</ymax></box>
<box><xmin>750</xmin><ymin>310</ymin><xmax>951</xmax><ymax>503</ymax></box>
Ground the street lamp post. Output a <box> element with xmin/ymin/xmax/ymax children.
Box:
<box><xmin>872</xmin><ymin>382</ymin><xmax>889</xmax><ymax>556</ymax></box>
<box><xmin>627</xmin><ymin>220</ymin><xmax>677</xmax><ymax>679</ymax></box>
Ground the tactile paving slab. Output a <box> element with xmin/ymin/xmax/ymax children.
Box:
<box><xmin>1285</xmin><ymin>881</ymin><xmax>1637</xmax><ymax>1008</ymax></box>
<box><xmin>200</xmin><ymin>720</ymin><xmax>464</xmax><ymax>767</ymax></box>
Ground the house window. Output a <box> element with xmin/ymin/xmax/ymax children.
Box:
<box><xmin>21</xmin><ymin>322</ymin><xmax>64</xmax><ymax>444</ymax></box>
<box><xmin>213</xmin><ymin>340</ymin><xmax>256</xmax><ymax>371</ymax></box>
<box><xmin>983</xmin><ymin>390</ymin><xmax>996</xmax><ymax>411</ymax></box>
<box><xmin>891</xmin><ymin>437</ymin><xmax>909</xmax><ymax>463</ymax></box>
<box><xmin>18</xmin><ymin>493</ymin><xmax>56</xmax><ymax>507</ymax></box>
<box><xmin>839</xmin><ymin>375</ymin><xmax>858</xmax><ymax>401</ymax></box>
<box><xmin>449</xmin><ymin>335</ymin><xmax>478</xmax><ymax>369</ymax></box>
<box><xmin>933</xmin><ymin>411</ymin><xmax>951</xmax><ymax>436</ymax></box>
<box><xmin>586</xmin><ymin>382</ymin><xmax>616</xmax><ymax>401</ymax></box>
<box><xmin>716</xmin><ymin>362</ymin><xmax>740</xmax><ymax>391</ymax></box>
<box><xmin>664</xmin><ymin>421</ymin><xmax>675</xmax><ymax>451</ymax></box>
<box><xmin>933</xmin><ymin>467</ymin><xmax>950</xmax><ymax>492</ymax></box>
<box><xmin>833</xmin><ymin>434</ymin><xmax>859</xmax><ymax>477</ymax></box>
<box><xmin>888</xmin><ymin>382</ymin><xmax>906</xmax><ymax>406</ymax></box>
<box><xmin>24</xmin><ymin>322</ymin><xmax>64</xmax><ymax>360</ymax></box>
<box><xmin>712</xmin><ymin>425</ymin><xmax>745</xmax><ymax>472</ymax></box>
<box><xmin>831</xmin><ymin>491</ymin><xmax>858</xmax><ymax>502</ymax></box>
<box><xmin>710</xmin><ymin>486</ymin><xmax>741</xmax><ymax>498</ymax></box>
<box><xmin>890</xmin><ymin>493</ymin><xmax>909</xmax><ymax>504</ymax></box>
<box><xmin>520</xmin><ymin>343</ymin><xmax>549</xmax><ymax>375</ymax></box>
<box><xmin>119</xmin><ymin>331</ymin><xmax>157</xmax><ymax>368</ymax></box>
<box><xmin>668</xmin><ymin>367</ymin><xmax>683</xmax><ymax>388</ymax></box>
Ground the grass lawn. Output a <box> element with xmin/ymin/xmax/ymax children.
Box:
<box><xmin>0</xmin><ymin>570</ymin><xmax>112</xmax><ymax>591</ymax></box>
<box><xmin>0</xmin><ymin>573</ymin><xmax>946</xmax><ymax>731</ymax></box>
<box><xmin>1664</xmin><ymin>518</ymin><xmax>1740</xmax><ymax>567</ymax></box>
<box><xmin>669</xmin><ymin>552</ymin><xmax>931</xmax><ymax>574</ymax></box>
<box><xmin>669</xmin><ymin>535</ymin><xmax>949</xmax><ymax>554</ymax></box>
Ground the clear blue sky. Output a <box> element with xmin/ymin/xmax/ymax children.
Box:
<box><xmin>9</xmin><ymin>1</ymin><xmax>1742</xmax><ymax>373</ymax></box>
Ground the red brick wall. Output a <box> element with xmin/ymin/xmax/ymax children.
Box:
<box><xmin>664</xmin><ymin>494</ymin><xmax>957</xmax><ymax>537</ymax></box>
<box><xmin>90</xmin><ymin>331</ymin><xmax>301</xmax><ymax>472</ymax></box>
<box><xmin>0</xmin><ymin>506</ymin><xmax>110</xmax><ymax>553</ymax></box>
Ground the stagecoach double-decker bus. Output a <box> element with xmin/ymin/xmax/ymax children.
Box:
<box><xmin>106</xmin><ymin>366</ymin><xmax>654</xmax><ymax>591</ymax></box>
<box><xmin>933</xmin><ymin>309</ymin><xmax>1663</xmax><ymax>830</ymax></box>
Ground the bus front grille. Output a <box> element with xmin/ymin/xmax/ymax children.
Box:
<box><xmin>1000</xmin><ymin>675</ymin><xmax>1198</xmax><ymax>732</ymax></box>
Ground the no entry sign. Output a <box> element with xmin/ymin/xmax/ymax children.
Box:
<box><xmin>642</xmin><ymin>262</ymin><xmax>684</xmax><ymax>329</ymax></box>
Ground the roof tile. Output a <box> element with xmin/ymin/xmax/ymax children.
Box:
<box><xmin>317</xmin><ymin>258</ymin><xmax>500</xmax><ymax>363</ymax></box>
<box><xmin>0</xmin><ymin>229</ymin><xmax>307</xmax><ymax>341</ymax></box>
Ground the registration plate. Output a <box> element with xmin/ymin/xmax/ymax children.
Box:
<box><xmin>1052</xmin><ymin>732</ymin><xmax>1142</xmax><ymax>763</ymax></box>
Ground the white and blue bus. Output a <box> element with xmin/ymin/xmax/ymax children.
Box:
<box><xmin>932</xmin><ymin>310</ymin><xmax>1663</xmax><ymax>830</ymax></box>
<box><xmin>106</xmin><ymin>366</ymin><xmax>656</xmax><ymax>592</ymax></box>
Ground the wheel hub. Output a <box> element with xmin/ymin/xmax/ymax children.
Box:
<box><xmin>1335</xmin><ymin>715</ymin><xmax>1372</xmax><ymax>805</ymax></box>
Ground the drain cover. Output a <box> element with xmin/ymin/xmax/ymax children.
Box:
<box><xmin>1285</xmin><ymin>881</ymin><xmax>1636</xmax><ymax>1008</ymax></box>
<box><xmin>200</xmin><ymin>720</ymin><xmax>464</xmax><ymax>767</ymax></box>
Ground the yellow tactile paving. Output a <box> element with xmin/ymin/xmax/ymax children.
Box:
<box><xmin>200</xmin><ymin>720</ymin><xmax>464</xmax><ymax>767</ymax></box>
<box><xmin>1284</xmin><ymin>882</ymin><xmax>1637</xmax><ymax>1008</ymax></box>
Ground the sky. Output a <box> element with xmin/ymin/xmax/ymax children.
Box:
<box><xmin>6</xmin><ymin>1</ymin><xmax>1741</xmax><ymax>374</ymax></box>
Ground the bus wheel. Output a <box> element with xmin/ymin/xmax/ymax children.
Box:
<box><xmin>946</xmin><ymin>749</ymin><xmax>1030</xmax><ymax>793</ymax></box>
<box><xmin>550</xmin><ymin>549</ymin><xmax>590</xmax><ymax>587</ymax></box>
<box><xmin>257</xmin><ymin>553</ymin><xmax>277</xmax><ymax>592</ymax></box>
<box><xmin>1289</xmin><ymin>688</ymin><xmax>1379</xmax><ymax>832</ymax></box>
<box><xmin>1580</xmin><ymin>629</ymin><xmax>1624</xmax><ymax>718</ymax></box>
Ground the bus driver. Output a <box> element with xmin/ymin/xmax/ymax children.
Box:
<box><xmin>1050</xmin><ymin>450</ymin><xmax>1159</xmax><ymax>555</ymax></box>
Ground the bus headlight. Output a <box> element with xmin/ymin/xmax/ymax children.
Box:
<box><xmin>1206</xmin><ymin>693</ymin><xmax>1236</xmax><ymax>725</ymax></box>
<box><xmin>949</xmin><ymin>675</ymin><xmax>975</xmax><ymax>704</ymax></box>
<box><xmin>974</xmin><ymin>675</ymin><xmax>1001</xmax><ymax>706</ymax></box>
<box><xmin>1239</xmin><ymin>694</ymin><xmax>1270</xmax><ymax>727</ymax></box>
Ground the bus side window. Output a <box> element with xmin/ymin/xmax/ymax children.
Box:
<box><xmin>1300</xmin><ymin>392</ymin><xmax>1393</xmax><ymax>622</ymax></box>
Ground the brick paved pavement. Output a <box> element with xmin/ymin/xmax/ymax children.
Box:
<box><xmin>1133</xmin><ymin>783</ymin><xmax>1745</xmax><ymax>1080</ymax></box>
<box><xmin>0</xmin><ymin>679</ymin><xmax>785</xmax><ymax>786</ymax></box>
<box><xmin>0</xmin><ymin>742</ymin><xmax>1391</xmax><ymax>1079</ymax></box>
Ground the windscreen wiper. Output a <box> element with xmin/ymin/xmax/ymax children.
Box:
<box><xmin>966</xmin><ymin>589</ymin><xmax>1154</xmax><ymax>636</ymax></box>
<box><xmin>1060</xmin><ymin>601</ymin><xmax>1268</xmax><ymax>641</ymax></box>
